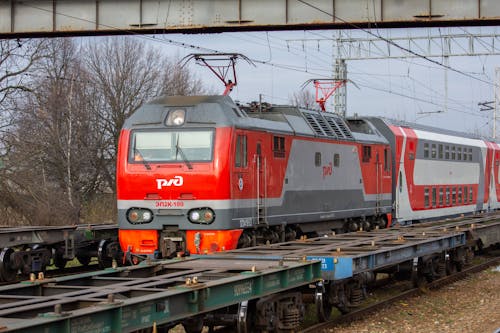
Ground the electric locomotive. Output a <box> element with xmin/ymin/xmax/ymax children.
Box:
<box><xmin>117</xmin><ymin>95</ymin><xmax>393</xmax><ymax>259</ymax></box>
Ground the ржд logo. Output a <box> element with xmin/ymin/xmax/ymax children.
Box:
<box><xmin>156</xmin><ymin>176</ymin><xmax>183</xmax><ymax>189</ymax></box>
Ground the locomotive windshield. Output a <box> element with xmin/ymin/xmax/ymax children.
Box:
<box><xmin>129</xmin><ymin>129</ymin><xmax>214</xmax><ymax>163</ymax></box>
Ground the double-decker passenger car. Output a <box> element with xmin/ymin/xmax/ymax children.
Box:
<box><xmin>355</xmin><ymin>118</ymin><xmax>500</xmax><ymax>224</ymax></box>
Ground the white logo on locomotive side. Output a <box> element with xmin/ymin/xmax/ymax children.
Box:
<box><xmin>156</xmin><ymin>176</ymin><xmax>183</xmax><ymax>189</ymax></box>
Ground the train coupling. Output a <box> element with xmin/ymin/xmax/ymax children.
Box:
<box><xmin>160</xmin><ymin>234</ymin><xmax>185</xmax><ymax>258</ymax></box>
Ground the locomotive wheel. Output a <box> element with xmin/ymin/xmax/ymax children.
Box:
<box><xmin>0</xmin><ymin>248</ymin><xmax>17</xmax><ymax>282</ymax></box>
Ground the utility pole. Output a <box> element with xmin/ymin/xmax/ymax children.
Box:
<box><xmin>495</xmin><ymin>67</ymin><xmax>500</xmax><ymax>138</ymax></box>
<box><xmin>334</xmin><ymin>59</ymin><xmax>347</xmax><ymax>116</ymax></box>
<box><xmin>483</xmin><ymin>68</ymin><xmax>500</xmax><ymax>138</ymax></box>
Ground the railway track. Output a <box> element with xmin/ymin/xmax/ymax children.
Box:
<box><xmin>300</xmin><ymin>254</ymin><xmax>500</xmax><ymax>333</ymax></box>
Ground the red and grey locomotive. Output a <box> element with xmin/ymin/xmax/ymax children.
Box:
<box><xmin>117</xmin><ymin>95</ymin><xmax>394</xmax><ymax>258</ymax></box>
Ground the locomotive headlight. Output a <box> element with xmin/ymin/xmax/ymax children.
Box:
<box><xmin>188</xmin><ymin>208</ymin><xmax>215</xmax><ymax>224</ymax></box>
<box><xmin>204</xmin><ymin>210</ymin><xmax>213</xmax><ymax>221</ymax></box>
<box><xmin>127</xmin><ymin>208</ymin><xmax>154</xmax><ymax>224</ymax></box>
<box><xmin>190</xmin><ymin>211</ymin><xmax>201</xmax><ymax>222</ymax></box>
<box><xmin>129</xmin><ymin>210</ymin><xmax>139</xmax><ymax>223</ymax></box>
<box><xmin>166</xmin><ymin>109</ymin><xmax>186</xmax><ymax>126</ymax></box>
<box><xmin>142</xmin><ymin>210</ymin><xmax>152</xmax><ymax>221</ymax></box>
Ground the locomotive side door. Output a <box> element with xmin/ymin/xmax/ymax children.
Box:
<box><xmin>255</xmin><ymin>142</ymin><xmax>267</xmax><ymax>225</ymax></box>
<box><xmin>232</xmin><ymin>131</ymin><xmax>252</xmax><ymax>228</ymax></box>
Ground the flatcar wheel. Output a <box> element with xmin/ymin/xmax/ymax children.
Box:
<box><xmin>182</xmin><ymin>315</ymin><xmax>204</xmax><ymax>333</ymax></box>
<box><xmin>77</xmin><ymin>255</ymin><xmax>91</xmax><ymax>266</ymax></box>
<box><xmin>0</xmin><ymin>248</ymin><xmax>17</xmax><ymax>282</ymax></box>
<box><xmin>97</xmin><ymin>239</ymin><xmax>113</xmax><ymax>269</ymax></box>
<box><xmin>315</xmin><ymin>291</ymin><xmax>333</xmax><ymax>322</ymax></box>
<box><xmin>446</xmin><ymin>261</ymin><xmax>457</xmax><ymax>275</ymax></box>
<box><xmin>237</xmin><ymin>301</ymin><xmax>250</xmax><ymax>333</ymax></box>
<box><xmin>54</xmin><ymin>249</ymin><xmax>68</xmax><ymax>269</ymax></box>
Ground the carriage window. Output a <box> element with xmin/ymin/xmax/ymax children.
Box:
<box><xmin>446</xmin><ymin>188</ymin><xmax>450</xmax><ymax>205</ymax></box>
<box><xmin>315</xmin><ymin>152</ymin><xmax>321</xmax><ymax>166</ymax></box>
<box><xmin>464</xmin><ymin>186</ymin><xmax>468</xmax><ymax>204</ymax></box>
<box><xmin>235</xmin><ymin>135</ymin><xmax>248</xmax><ymax>167</ymax></box>
<box><xmin>424</xmin><ymin>143</ymin><xmax>429</xmax><ymax>158</ymax></box>
<box><xmin>431</xmin><ymin>144</ymin><xmax>437</xmax><ymax>159</ymax></box>
<box><xmin>424</xmin><ymin>188</ymin><xmax>430</xmax><ymax>208</ymax></box>
<box><xmin>451</xmin><ymin>146</ymin><xmax>456</xmax><ymax>160</ymax></box>
<box><xmin>445</xmin><ymin>146</ymin><xmax>450</xmax><ymax>159</ymax></box>
<box><xmin>334</xmin><ymin>153</ymin><xmax>340</xmax><ymax>167</ymax></box>
<box><xmin>362</xmin><ymin>145</ymin><xmax>371</xmax><ymax>162</ymax></box>
<box><xmin>432</xmin><ymin>188</ymin><xmax>437</xmax><ymax>207</ymax></box>
<box><xmin>452</xmin><ymin>188</ymin><xmax>457</xmax><ymax>205</ymax></box>
<box><xmin>468</xmin><ymin>148</ymin><xmax>473</xmax><ymax>161</ymax></box>
<box><xmin>469</xmin><ymin>187</ymin><xmax>473</xmax><ymax>202</ymax></box>
<box><xmin>439</xmin><ymin>188</ymin><xmax>444</xmax><ymax>206</ymax></box>
<box><xmin>458</xmin><ymin>188</ymin><xmax>462</xmax><ymax>204</ymax></box>
<box><xmin>457</xmin><ymin>147</ymin><xmax>462</xmax><ymax>161</ymax></box>
<box><xmin>438</xmin><ymin>144</ymin><xmax>443</xmax><ymax>159</ymax></box>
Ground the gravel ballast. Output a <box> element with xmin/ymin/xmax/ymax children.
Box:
<box><xmin>332</xmin><ymin>267</ymin><xmax>500</xmax><ymax>333</ymax></box>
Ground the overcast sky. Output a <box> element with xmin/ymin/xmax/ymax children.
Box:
<box><xmin>141</xmin><ymin>26</ymin><xmax>500</xmax><ymax>136</ymax></box>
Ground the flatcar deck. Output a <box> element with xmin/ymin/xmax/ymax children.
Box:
<box><xmin>0</xmin><ymin>256</ymin><xmax>320</xmax><ymax>332</ymax></box>
<box><xmin>0</xmin><ymin>223</ymin><xmax>117</xmax><ymax>247</ymax></box>
<box><xmin>198</xmin><ymin>218</ymin><xmax>500</xmax><ymax>280</ymax></box>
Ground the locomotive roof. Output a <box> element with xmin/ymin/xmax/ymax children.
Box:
<box><xmin>124</xmin><ymin>95</ymin><xmax>388</xmax><ymax>144</ymax></box>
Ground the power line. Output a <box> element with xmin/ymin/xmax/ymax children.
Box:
<box><xmin>296</xmin><ymin>0</ymin><xmax>497</xmax><ymax>88</ymax></box>
<box><xmin>20</xmin><ymin>1</ymin><xmax>495</xmax><ymax>121</ymax></box>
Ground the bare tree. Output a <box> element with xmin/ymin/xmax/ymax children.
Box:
<box><xmin>159</xmin><ymin>56</ymin><xmax>208</xmax><ymax>96</ymax></box>
<box><xmin>85</xmin><ymin>37</ymin><xmax>166</xmax><ymax>188</ymax></box>
<box><xmin>0</xmin><ymin>37</ymin><xmax>209</xmax><ymax>226</ymax></box>
<box><xmin>0</xmin><ymin>39</ymin><xmax>111</xmax><ymax>225</ymax></box>
<box><xmin>86</xmin><ymin>37</ymin><xmax>163</xmax><ymax>143</ymax></box>
<box><xmin>0</xmin><ymin>39</ymin><xmax>46</xmax><ymax>119</ymax></box>
<box><xmin>290</xmin><ymin>89</ymin><xmax>317</xmax><ymax>109</ymax></box>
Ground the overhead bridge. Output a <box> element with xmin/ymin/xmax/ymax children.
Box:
<box><xmin>2</xmin><ymin>0</ymin><xmax>500</xmax><ymax>38</ymax></box>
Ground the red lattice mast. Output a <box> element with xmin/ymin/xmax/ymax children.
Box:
<box><xmin>311</xmin><ymin>79</ymin><xmax>347</xmax><ymax>112</ymax></box>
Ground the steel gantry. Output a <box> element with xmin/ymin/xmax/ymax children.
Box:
<box><xmin>2</xmin><ymin>0</ymin><xmax>500</xmax><ymax>38</ymax></box>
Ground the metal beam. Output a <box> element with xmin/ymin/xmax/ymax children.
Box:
<box><xmin>2</xmin><ymin>0</ymin><xmax>500</xmax><ymax>38</ymax></box>
<box><xmin>288</xmin><ymin>32</ymin><xmax>500</xmax><ymax>60</ymax></box>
